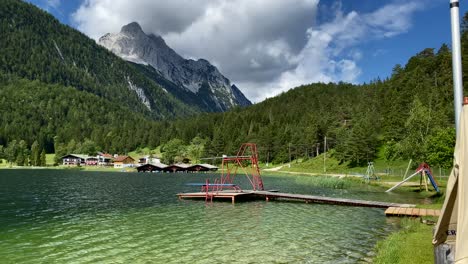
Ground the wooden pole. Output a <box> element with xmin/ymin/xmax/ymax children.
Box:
<box><xmin>403</xmin><ymin>159</ymin><xmax>412</xmax><ymax>180</ymax></box>
<box><xmin>422</xmin><ymin>170</ymin><xmax>429</xmax><ymax>192</ymax></box>
<box><xmin>419</xmin><ymin>172</ymin><xmax>423</xmax><ymax>192</ymax></box>
<box><xmin>323</xmin><ymin>136</ymin><xmax>327</xmax><ymax>173</ymax></box>
<box><xmin>266</xmin><ymin>150</ymin><xmax>270</xmax><ymax>167</ymax></box>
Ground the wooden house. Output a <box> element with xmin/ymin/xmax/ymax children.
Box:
<box><xmin>85</xmin><ymin>157</ymin><xmax>98</xmax><ymax>166</ymax></box>
<box><xmin>138</xmin><ymin>156</ymin><xmax>161</xmax><ymax>165</ymax></box>
<box><xmin>98</xmin><ymin>153</ymin><xmax>114</xmax><ymax>166</ymax></box>
<box><xmin>61</xmin><ymin>154</ymin><xmax>88</xmax><ymax>166</ymax></box>
<box><xmin>113</xmin><ymin>155</ymin><xmax>135</xmax><ymax>168</ymax></box>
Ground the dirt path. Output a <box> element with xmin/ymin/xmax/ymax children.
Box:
<box><xmin>263</xmin><ymin>165</ymin><xmax>284</xmax><ymax>171</ymax></box>
<box><xmin>379</xmin><ymin>181</ymin><xmax>421</xmax><ymax>186</ymax></box>
<box><xmin>262</xmin><ymin>167</ymin><xmax>352</xmax><ymax>178</ymax></box>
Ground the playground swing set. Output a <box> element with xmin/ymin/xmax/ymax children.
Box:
<box><xmin>363</xmin><ymin>161</ymin><xmax>379</xmax><ymax>183</ymax></box>
<box><xmin>385</xmin><ymin>162</ymin><xmax>440</xmax><ymax>193</ymax></box>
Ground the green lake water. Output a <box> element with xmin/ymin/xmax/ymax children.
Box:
<box><xmin>0</xmin><ymin>170</ymin><xmax>425</xmax><ymax>263</ymax></box>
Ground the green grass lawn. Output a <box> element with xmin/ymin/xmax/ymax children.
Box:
<box><xmin>0</xmin><ymin>159</ymin><xmax>8</xmax><ymax>168</ymax></box>
<box><xmin>128</xmin><ymin>146</ymin><xmax>161</xmax><ymax>159</ymax></box>
<box><xmin>46</xmin><ymin>153</ymin><xmax>55</xmax><ymax>166</ymax></box>
<box><xmin>273</xmin><ymin>153</ymin><xmax>451</xmax><ymax>179</ymax></box>
<box><xmin>374</xmin><ymin>218</ymin><xmax>435</xmax><ymax>264</ymax></box>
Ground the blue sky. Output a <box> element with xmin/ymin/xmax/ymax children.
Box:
<box><xmin>336</xmin><ymin>0</ymin><xmax>467</xmax><ymax>82</ymax></box>
<box><xmin>26</xmin><ymin>0</ymin><xmax>468</xmax><ymax>102</ymax></box>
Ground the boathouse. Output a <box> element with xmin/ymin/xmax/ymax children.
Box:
<box><xmin>187</xmin><ymin>164</ymin><xmax>218</xmax><ymax>172</ymax></box>
<box><xmin>136</xmin><ymin>163</ymin><xmax>167</xmax><ymax>172</ymax></box>
<box><xmin>162</xmin><ymin>163</ymin><xmax>191</xmax><ymax>173</ymax></box>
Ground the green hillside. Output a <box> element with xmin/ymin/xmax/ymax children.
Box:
<box><xmin>151</xmin><ymin>44</ymin><xmax>460</xmax><ymax>168</ymax></box>
<box><xmin>0</xmin><ymin>0</ymin><xmax>196</xmax><ymax>119</ymax></box>
<box><xmin>0</xmin><ymin>74</ymin><xmax>164</xmax><ymax>153</ymax></box>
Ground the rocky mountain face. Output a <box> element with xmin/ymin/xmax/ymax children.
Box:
<box><xmin>99</xmin><ymin>22</ymin><xmax>251</xmax><ymax>112</ymax></box>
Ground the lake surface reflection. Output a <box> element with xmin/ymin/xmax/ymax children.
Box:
<box><xmin>0</xmin><ymin>170</ymin><xmax>422</xmax><ymax>263</ymax></box>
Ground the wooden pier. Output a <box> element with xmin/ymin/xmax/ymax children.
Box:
<box><xmin>385</xmin><ymin>207</ymin><xmax>441</xmax><ymax>217</ymax></box>
<box><xmin>177</xmin><ymin>190</ymin><xmax>415</xmax><ymax>208</ymax></box>
<box><xmin>178</xmin><ymin>191</ymin><xmax>252</xmax><ymax>204</ymax></box>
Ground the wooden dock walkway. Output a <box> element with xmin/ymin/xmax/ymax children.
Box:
<box><xmin>177</xmin><ymin>190</ymin><xmax>415</xmax><ymax>208</ymax></box>
<box><xmin>385</xmin><ymin>207</ymin><xmax>441</xmax><ymax>217</ymax></box>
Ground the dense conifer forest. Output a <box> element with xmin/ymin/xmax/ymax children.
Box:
<box><xmin>1</xmin><ymin>0</ymin><xmax>468</xmax><ymax>167</ymax></box>
<box><xmin>0</xmin><ymin>0</ymin><xmax>197</xmax><ymax>120</ymax></box>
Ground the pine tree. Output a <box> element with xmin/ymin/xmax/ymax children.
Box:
<box><xmin>15</xmin><ymin>140</ymin><xmax>28</xmax><ymax>166</ymax></box>
<box><xmin>30</xmin><ymin>140</ymin><xmax>40</xmax><ymax>166</ymax></box>
<box><xmin>5</xmin><ymin>140</ymin><xmax>17</xmax><ymax>166</ymax></box>
<box><xmin>40</xmin><ymin>149</ymin><xmax>46</xmax><ymax>166</ymax></box>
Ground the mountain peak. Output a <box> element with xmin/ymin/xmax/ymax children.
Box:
<box><xmin>121</xmin><ymin>22</ymin><xmax>144</xmax><ymax>35</ymax></box>
<box><xmin>99</xmin><ymin>23</ymin><xmax>252</xmax><ymax>111</ymax></box>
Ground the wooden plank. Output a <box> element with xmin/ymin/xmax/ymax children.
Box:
<box><xmin>385</xmin><ymin>207</ymin><xmax>394</xmax><ymax>215</ymax></box>
<box><xmin>385</xmin><ymin>207</ymin><xmax>396</xmax><ymax>215</ymax></box>
<box><xmin>254</xmin><ymin>191</ymin><xmax>415</xmax><ymax>208</ymax></box>
<box><xmin>419</xmin><ymin>208</ymin><xmax>427</xmax><ymax>216</ymax></box>
<box><xmin>381</xmin><ymin>207</ymin><xmax>442</xmax><ymax>218</ymax></box>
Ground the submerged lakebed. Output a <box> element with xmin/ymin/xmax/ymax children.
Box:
<box><xmin>0</xmin><ymin>170</ymin><xmax>426</xmax><ymax>263</ymax></box>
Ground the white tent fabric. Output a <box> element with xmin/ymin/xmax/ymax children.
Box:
<box><xmin>433</xmin><ymin>105</ymin><xmax>468</xmax><ymax>263</ymax></box>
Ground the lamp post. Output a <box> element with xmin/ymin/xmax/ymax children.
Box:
<box><xmin>450</xmin><ymin>0</ymin><xmax>464</xmax><ymax>136</ymax></box>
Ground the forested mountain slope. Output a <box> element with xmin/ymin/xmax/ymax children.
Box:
<box><xmin>0</xmin><ymin>74</ymin><xmax>165</xmax><ymax>153</ymax></box>
<box><xmin>0</xmin><ymin>0</ymin><xmax>196</xmax><ymax>119</ymax></box>
<box><xmin>155</xmin><ymin>44</ymin><xmax>460</xmax><ymax>167</ymax></box>
<box><xmin>1</xmin><ymin>0</ymin><xmax>467</xmax><ymax>168</ymax></box>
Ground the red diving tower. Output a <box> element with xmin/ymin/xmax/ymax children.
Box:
<box><xmin>220</xmin><ymin>143</ymin><xmax>264</xmax><ymax>191</ymax></box>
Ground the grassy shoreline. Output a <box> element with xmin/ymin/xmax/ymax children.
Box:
<box><xmin>373</xmin><ymin>218</ymin><xmax>436</xmax><ymax>264</ymax></box>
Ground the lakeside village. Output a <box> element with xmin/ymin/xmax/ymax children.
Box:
<box><xmin>61</xmin><ymin>153</ymin><xmax>218</xmax><ymax>173</ymax></box>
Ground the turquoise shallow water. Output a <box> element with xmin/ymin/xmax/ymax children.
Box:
<box><xmin>0</xmin><ymin>170</ymin><xmax>423</xmax><ymax>263</ymax></box>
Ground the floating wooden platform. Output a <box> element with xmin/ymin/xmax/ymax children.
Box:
<box><xmin>385</xmin><ymin>207</ymin><xmax>441</xmax><ymax>217</ymax></box>
<box><xmin>177</xmin><ymin>190</ymin><xmax>415</xmax><ymax>208</ymax></box>
<box><xmin>178</xmin><ymin>191</ymin><xmax>252</xmax><ymax>204</ymax></box>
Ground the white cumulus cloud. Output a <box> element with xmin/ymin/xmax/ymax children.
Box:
<box><xmin>72</xmin><ymin>0</ymin><xmax>425</xmax><ymax>103</ymax></box>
